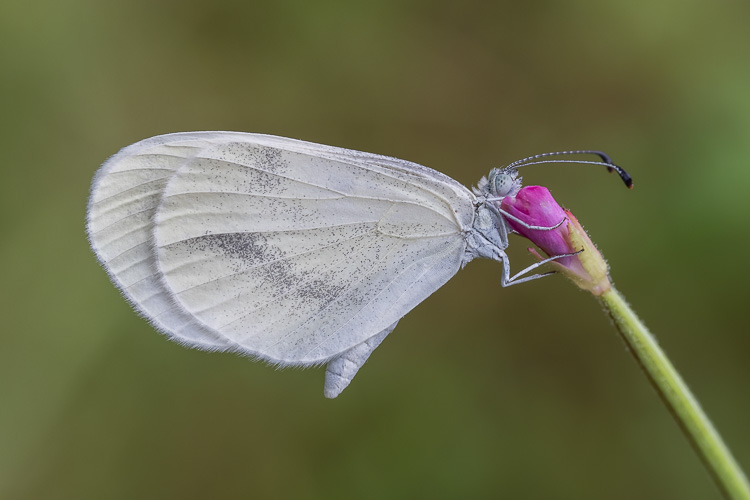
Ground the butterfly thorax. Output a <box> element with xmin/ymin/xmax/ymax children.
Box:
<box><xmin>463</xmin><ymin>168</ymin><xmax>521</xmax><ymax>265</ymax></box>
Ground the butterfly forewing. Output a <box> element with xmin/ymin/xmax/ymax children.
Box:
<box><xmin>151</xmin><ymin>135</ymin><xmax>475</xmax><ymax>364</ymax></box>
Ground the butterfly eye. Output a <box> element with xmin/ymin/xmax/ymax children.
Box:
<box><xmin>489</xmin><ymin>169</ymin><xmax>519</xmax><ymax>198</ymax></box>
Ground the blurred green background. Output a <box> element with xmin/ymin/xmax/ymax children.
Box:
<box><xmin>2</xmin><ymin>0</ymin><xmax>749</xmax><ymax>498</ymax></box>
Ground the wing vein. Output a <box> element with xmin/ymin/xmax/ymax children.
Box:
<box><xmin>198</xmin><ymin>154</ymin><xmax>461</xmax><ymax>227</ymax></box>
<box><xmin>304</xmin><ymin>240</ymin><xmax>458</xmax><ymax>358</ymax></box>
<box><xmin>204</xmin><ymin>233</ymin><xmax>395</xmax><ymax>330</ymax></box>
<box><xmin>160</xmin><ymin>222</ymin><xmax>379</xmax><ymax>249</ymax></box>
<box><xmin>196</xmin><ymin>155</ymin><xmax>349</xmax><ymax>196</ymax></box>
<box><xmin>162</xmin><ymin>190</ymin><xmax>458</xmax><ymax>226</ymax></box>
<box><xmin>104</xmin><ymin>166</ymin><xmax>176</xmax><ymax>175</ymax></box>
<box><xmin>259</xmin><ymin>239</ymin><xmax>413</xmax><ymax>355</ymax></box>
<box><xmin>112</xmin><ymin>252</ymin><xmax>151</xmax><ymax>275</ymax></box>
<box><xmin>90</xmin><ymin>177</ymin><xmax>172</xmax><ymax>205</ymax></box>
<box><xmin>172</xmin><ymin>227</ymin><xmax>379</xmax><ymax>297</ymax></box>
<box><xmin>90</xmin><ymin>207</ymin><xmax>155</xmax><ymax>234</ymax></box>
<box><xmin>163</xmin><ymin>191</ymin><xmax>345</xmax><ymax>201</ymax></box>
<box><xmin>101</xmin><ymin>240</ymin><xmax>151</xmax><ymax>263</ymax></box>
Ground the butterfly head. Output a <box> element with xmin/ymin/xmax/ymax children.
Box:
<box><xmin>473</xmin><ymin>168</ymin><xmax>523</xmax><ymax>199</ymax></box>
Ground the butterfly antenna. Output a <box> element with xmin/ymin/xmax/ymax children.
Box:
<box><xmin>506</xmin><ymin>150</ymin><xmax>633</xmax><ymax>189</ymax></box>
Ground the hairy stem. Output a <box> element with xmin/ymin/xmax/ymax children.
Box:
<box><xmin>598</xmin><ymin>287</ymin><xmax>750</xmax><ymax>500</ymax></box>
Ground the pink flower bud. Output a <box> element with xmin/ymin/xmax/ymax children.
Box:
<box><xmin>500</xmin><ymin>186</ymin><xmax>611</xmax><ymax>295</ymax></box>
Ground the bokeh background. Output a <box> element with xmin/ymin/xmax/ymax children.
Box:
<box><xmin>2</xmin><ymin>1</ymin><xmax>749</xmax><ymax>499</ymax></box>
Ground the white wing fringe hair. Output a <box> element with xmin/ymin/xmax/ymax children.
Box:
<box><xmin>87</xmin><ymin>132</ymin><xmax>517</xmax><ymax>398</ymax></box>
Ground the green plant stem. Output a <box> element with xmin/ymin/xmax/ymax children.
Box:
<box><xmin>598</xmin><ymin>287</ymin><xmax>750</xmax><ymax>500</ymax></box>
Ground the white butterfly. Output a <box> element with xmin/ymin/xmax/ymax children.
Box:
<box><xmin>87</xmin><ymin>132</ymin><xmax>628</xmax><ymax>397</ymax></box>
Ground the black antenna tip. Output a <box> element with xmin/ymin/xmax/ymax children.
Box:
<box><xmin>608</xmin><ymin>163</ymin><xmax>633</xmax><ymax>189</ymax></box>
<box><xmin>594</xmin><ymin>150</ymin><xmax>632</xmax><ymax>188</ymax></box>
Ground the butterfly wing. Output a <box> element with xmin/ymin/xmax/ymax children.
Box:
<box><xmin>86</xmin><ymin>133</ymin><xmax>235</xmax><ymax>349</ymax></box>
<box><xmin>89</xmin><ymin>132</ymin><xmax>477</xmax><ymax>366</ymax></box>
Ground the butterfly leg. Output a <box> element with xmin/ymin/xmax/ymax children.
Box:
<box><xmin>486</xmin><ymin>203</ymin><xmax>567</xmax><ymax>231</ymax></box>
<box><xmin>324</xmin><ymin>321</ymin><xmax>398</xmax><ymax>398</ymax></box>
<box><xmin>498</xmin><ymin>249</ymin><xmax>583</xmax><ymax>287</ymax></box>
